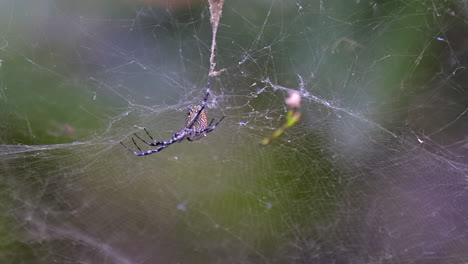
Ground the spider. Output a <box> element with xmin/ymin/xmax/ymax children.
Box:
<box><xmin>120</xmin><ymin>80</ymin><xmax>225</xmax><ymax>156</ymax></box>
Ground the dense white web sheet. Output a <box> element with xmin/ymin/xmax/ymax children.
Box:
<box><xmin>1</xmin><ymin>0</ymin><xmax>468</xmax><ymax>263</ymax></box>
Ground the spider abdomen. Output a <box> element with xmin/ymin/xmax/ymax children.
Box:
<box><xmin>186</xmin><ymin>105</ymin><xmax>208</xmax><ymax>141</ymax></box>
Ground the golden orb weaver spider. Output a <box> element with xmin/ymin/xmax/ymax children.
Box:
<box><xmin>120</xmin><ymin>78</ymin><xmax>225</xmax><ymax>156</ymax></box>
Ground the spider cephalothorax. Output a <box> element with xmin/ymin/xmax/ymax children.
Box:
<box><xmin>121</xmin><ymin>79</ymin><xmax>224</xmax><ymax>156</ymax></box>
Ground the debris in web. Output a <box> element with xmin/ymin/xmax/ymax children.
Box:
<box><xmin>261</xmin><ymin>90</ymin><xmax>302</xmax><ymax>145</ymax></box>
<box><xmin>208</xmin><ymin>0</ymin><xmax>225</xmax><ymax>77</ymax></box>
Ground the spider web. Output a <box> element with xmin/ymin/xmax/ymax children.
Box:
<box><xmin>1</xmin><ymin>0</ymin><xmax>468</xmax><ymax>263</ymax></box>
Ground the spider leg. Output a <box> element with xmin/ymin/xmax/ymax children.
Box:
<box><xmin>133</xmin><ymin>133</ymin><xmax>153</xmax><ymax>146</ymax></box>
<box><xmin>208</xmin><ymin>118</ymin><xmax>214</xmax><ymax>126</ymax></box>
<box><xmin>143</xmin><ymin>128</ymin><xmax>162</xmax><ymax>144</ymax></box>
<box><xmin>204</xmin><ymin>115</ymin><xmax>225</xmax><ymax>133</ymax></box>
<box><xmin>133</xmin><ymin>128</ymin><xmax>162</xmax><ymax>146</ymax></box>
<box><xmin>120</xmin><ymin>141</ymin><xmax>142</xmax><ymax>155</ymax></box>
<box><xmin>131</xmin><ymin>138</ymin><xmax>143</xmax><ymax>152</ymax></box>
<box><xmin>121</xmin><ymin>141</ymin><xmax>171</xmax><ymax>156</ymax></box>
<box><xmin>134</xmin><ymin>144</ymin><xmax>170</xmax><ymax>156</ymax></box>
